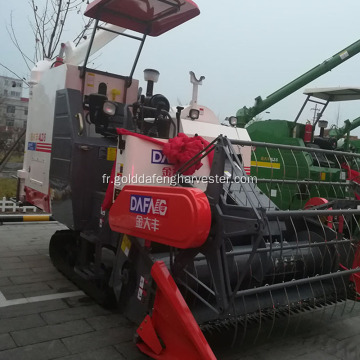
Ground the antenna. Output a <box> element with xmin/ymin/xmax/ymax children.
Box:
<box><xmin>335</xmin><ymin>103</ymin><xmax>341</xmax><ymax>127</ymax></box>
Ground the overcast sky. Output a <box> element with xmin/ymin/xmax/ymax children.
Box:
<box><xmin>1</xmin><ymin>1</ymin><xmax>360</xmax><ymax>134</ymax></box>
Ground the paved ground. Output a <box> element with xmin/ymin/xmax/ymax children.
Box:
<box><xmin>1</xmin><ymin>222</ymin><xmax>360</xmax><ymax>359</ymax></box>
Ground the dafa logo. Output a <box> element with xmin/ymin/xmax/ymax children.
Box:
<box><xmin>151</xmin><ymin>150</ymin><xmax>172</xmax><ymax>164</ymax></box>
<box><xmin>130</xmin><ymin>195</ymin><xmax>167</xmax><ymax>216</ymax></box>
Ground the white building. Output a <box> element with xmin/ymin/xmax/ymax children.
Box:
<box><xmin>0</xmin><ymin>76</ymin><xmax>28</xmax><ymax>129</ymax></box>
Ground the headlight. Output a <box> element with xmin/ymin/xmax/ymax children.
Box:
<box><xmin>189</xmin><ymin>109</ymin><xmax>200</xmax><ymax>120</ymax></box>
<box><xmin>229</xmin><ymin>116</ymin><xmax>237</xmax><ymax>127</ymax></box>
<box><xmin>103</xmin><ymin>102</ymin><xmax>116</xmax><ymax>116</ymax></box>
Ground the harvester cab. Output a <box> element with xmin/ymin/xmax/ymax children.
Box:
<box><xmin>293</xmin><ymin>87</ymin><xmax>360</xmax><ymax>180</ymax></box>
<box><xmin>17</xmin><ymin>1</ymin><xmax>360</xmax><ymax>359</ymax></box>
<box><xmin>17</xmin><ymin>0</ymin><xmax>206</xmax><ymax>212</ymax></box>
<box><xmin>297</xmin><ymin>88</ymin><xmax>360</xmax><ymax>198</ymax></box>
<box><xmin>294</xmin><ymin>87</ymin><xmax>360</xmax><ymax>149</ymax></box>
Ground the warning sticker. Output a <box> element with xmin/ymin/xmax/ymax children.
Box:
<box><xmin>121</xmin><ymin>235</ymin><xmax>131</xmax><ymax>256</ymax></box>
<box><xmin>137</xmin><ymin>276</ymin><xmax>145</xmax><ymax>301</ymax></box>
<box><xmin>87</xmin><ymin>73</ymin><xmax>95</xmax><ymax>88</ymax></box>
<box><xmin>107</xmin><ymin>147</ymin><xmax>117</xmax><ymax>161</ymax></box>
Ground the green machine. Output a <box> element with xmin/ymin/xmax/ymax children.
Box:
<box><xmin>234</xmin><ymin>38</ymin><xmax>360</xmax><ymax>210</ymax></box>
<box><xmin>236</xmin><ymin>38</ymin><xmax>360</xmax><ymax>128</ymax></box>
<box><xmin>246</xmin><ymin>88</ymin><xmax>360</xmax><ymax>210</ymax></box>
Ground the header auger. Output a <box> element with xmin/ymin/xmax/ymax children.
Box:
<box><xmin>18</xmin><ymin>0</ymin><xmax>360</xmax><ymax>358</ymax></box>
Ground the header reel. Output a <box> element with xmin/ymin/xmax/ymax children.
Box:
<box><xmin>110</xmin><ymin>136</ymin><xmax>360</xmax><ymax>356</ymax></box>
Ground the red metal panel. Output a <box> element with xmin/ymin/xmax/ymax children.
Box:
<box><xmin>304</xmin><ymin>197</ymin><xmax>333</xmax><ymax>229</ymax></box>
<box><xmin>85</xmin><ymin>0</ymin><xmax>200</xmax><ymax>36</ymax></box>
<box><xmin>136</xmin><ymin>261</ymin><xmax>217</xmax><ymax>359</ymax></box>
<box><xmin>108</xmin><ymin>185</ymin><xmax>211</xmax><ymax>248</ymax></box>
<box><xmin>25</xmin><ymin>186</ymin><xmax>50</xmax><ymax>213</ymax></box>
<box><xmin>136</xmin><ymin>315</ymin><xmax>163</xmax><ymax>355</ymax></box>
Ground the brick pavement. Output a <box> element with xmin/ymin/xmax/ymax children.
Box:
<box><xmin>1</xmin><ymin>222</ymin><xmax>360</xmax><ymax>359</ymax></box>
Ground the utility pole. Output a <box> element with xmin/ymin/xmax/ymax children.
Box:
<box><xmin>310</xmin><ymin>104</ymin><xmax>321</xmax><ymax>125</ymax></box>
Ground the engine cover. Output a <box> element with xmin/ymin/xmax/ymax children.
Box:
<box><xmin>109</xmin><ymin>185</ymin><xmax>211</xmax><ymax>248</ymax></box>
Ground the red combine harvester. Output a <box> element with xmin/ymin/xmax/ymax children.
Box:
<box><xmin>18</xmin><ymin>1</ymin><xmax>360</xmax><ymax>359</ymax></box>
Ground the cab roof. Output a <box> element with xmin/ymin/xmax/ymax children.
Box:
<box><xmin>303</xmin><ymin>87</ymin><xmax>360</xmax><ymax>101</ymax></box>
<box><xmin>85</xmin><ymin>0</ymin><xmax>200</xmax><ymax>37</ymax></box>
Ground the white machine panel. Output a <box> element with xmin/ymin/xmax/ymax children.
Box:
<box><xmin>83</xmin><ymin>71</ymin><xmax>139</xmax><ymax>103</ymax></box>
<box><xmin>21</xmin><ymin>64</ymin><xmax>70</xmax><ymax>195</ymax></box>
<box><xmin>113</xmin><ymin>120</ymin><xmax>253</xmax><ymax>200</ymax></box>
<box><xmin>180</xmin><ymin>119</ymin><xmax>251</xmax><ymax>174</ymax></box>
<box><xmin>114</xmin><ymin>135</ymin><xmax>212</xmax><ymax>194</ymax></box>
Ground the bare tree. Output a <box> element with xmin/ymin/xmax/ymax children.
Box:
<box><xmin>1</xmin><ymin>1</ymin><xmax>94</xmax><ymax>156</ymax></box>
<box><xmin>6</xmin><ymin>0</ymin><xmax>94</xmax><ymax>73</ymax></box>
<box><xmin>0</xmin><ymin>93</ymin><xmax>5</xmax><ymax>130</ymax></box>
<box><xmin>0</xmin><ymin>86</ymin><xmax>10</xmax><ymax>153</ymax></box>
